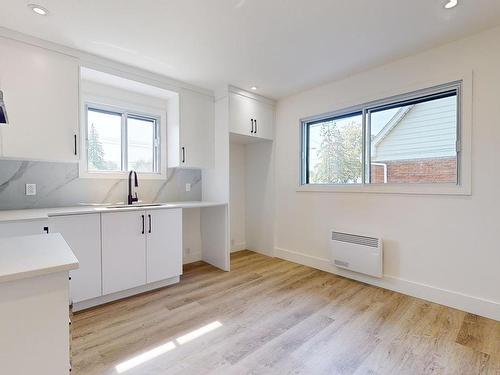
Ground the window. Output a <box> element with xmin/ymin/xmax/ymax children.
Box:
<box><xmin>301</xmin><ymin>82</ymin><xmax>460</xmax><ymax>187</ymax></box>
<box><xmin>86</xmin><ymin>105</ymin><xmax>160</xmax><ymax>174</ymax></box>
<box><xmin>305</xmin><ymin>112</ymin><xmax>363</xmax><ymax>184</ymax></box>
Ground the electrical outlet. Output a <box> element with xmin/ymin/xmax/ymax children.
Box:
<box><xmin>25</xmin><ymin>183</ymin><xmax>36</xmax><ymax>196</ymax></box>
<box><xmin>185</xmin><ymin>247</ymin><xmax>191</xmax><ymax>254</ymax></box>
<box><xmin>185</xmin><ymin>183</ymin><xmax>191</xmax><ymax>192</ymax></box>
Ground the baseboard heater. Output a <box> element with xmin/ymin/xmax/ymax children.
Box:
<box><xmin>329</xmin><ymin>231</ymin><xmax>383</xmax><ymax>278</ymax></box>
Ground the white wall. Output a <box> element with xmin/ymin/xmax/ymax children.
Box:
<box><xmin>230</xmin><ymin>142</ymin><xmax>246</xmax><ymax>251</ymax></box>
<box><xmin>274</xmin><ymin>26</ymin><xmax>500</xmax><ymax>320</ymax></box>
<box><xmin>245</xmin><ymin>141</ymin><xmax>275</xmax><ymax>256</ymax></box>
<box><xmin>182</xmin><ymin>208</ymin><xmax>202</xmax><ymax>264</ymax></box>
<box><xmin>228</xmin><ymin>140</ymin><xmax>274</xmax><ymax>256</ymax></box>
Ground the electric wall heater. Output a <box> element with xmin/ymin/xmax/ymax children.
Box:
<box><xmin>329</xmin><ymin>231</ymin><xmax>383</xmax><ymax>278</ymax></box>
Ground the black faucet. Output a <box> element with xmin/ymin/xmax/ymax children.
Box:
<box><xmin>128</xmin><ymin>170</ymin><xmax>139</xmax><ymax>205</ymax></box>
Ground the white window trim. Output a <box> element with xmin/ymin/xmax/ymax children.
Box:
<box><xmin>297</xmin><ymin>71</ymin><xmax>473</xmax><ymax>196</ymax></box>
<box><xmin>79</xmin><ymin>92</ymin><xmax>168</xmax><ymax>180</ymax></box>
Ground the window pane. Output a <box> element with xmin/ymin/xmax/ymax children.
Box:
<box><xmin>370</xmin><ymin>94</ymin><xmax>457</xmax><ymax>184</ymax></box>
<box><xmin>127</xmin><ymin>116</ymin><xmax>156</xmax><ymax>173</ymax></box>
<box><xmin>87</xmin><ymin>109</ymin><xmax>122</xmax><ymax>171</ymax></box>
<box><xmin>307</xmin><ymin>113</ymin><xmax>363</xmax><ymax>184</ymax></box>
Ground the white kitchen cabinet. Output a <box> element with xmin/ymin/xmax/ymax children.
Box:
<box><xmin>0</xmin><ymin>219</ymin><xmax>49</xmax><ymax>238</ymax></box>
<box><xmin>229</xmin><ymin>91</ymin><xmax>254</xmax><ymax>136</ymax></box>
<box><xmin>101</xmin><ymin>208</ymin><xmax>183</xmax><ymax>295</ymax></box>
<box><xmin>229</xmin><ymin>91</ymin><xmax>274</xmax><ymax>141</ymax></box>
<box><xmin>169</xmin><ymin>88</ymin><xmax>214</xmax><ymax>168</ymax></box>
<box><xmin>146</xmin><ymin>208</ymin><xmax>182</xmax><ymax>283</ymax></box>
<box><xmin>0</xmin><ymin>36</ymin><xmax>79</xmax><ymax>161</ymax></box>
<box><xmin>101</xmin><ymin>211</ymin><xmax>147</xmax><ymax>295</ymax></box>
<box><xmin>50</xmin><ymin>214</ymin><xmax>102</xmax><ymax>303</ymax></box>
<box><xmin>255</xmin><ymin>100</ymin><xmax>274</xmax><ymax>140</ymax></box>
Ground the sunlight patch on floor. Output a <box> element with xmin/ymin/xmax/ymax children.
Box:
<box><xmin>115</xmin><ymin>341</ymin><xmax>176</xmax><ymax>373</ymax></box>
<box><xmin>115</xmin><ymin>321</ymin><xmax>223</xmax><ymax>373</ymax></box>
<box><xmin>176</xmin><ymin>321</ymin><xmax>223</xmax><ymax>345</ymax></box>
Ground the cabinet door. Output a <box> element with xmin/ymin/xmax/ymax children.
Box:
<box><xmin>179</xmin><ymin>89</ymin><xmax>214</xmax><ymax>168</ymax></box>
<box><xmin>146</xmin><ymin>209</ymin><xmax>183</xmax><ymax>283</ymax></box>
<box><xmin>0</xmin><ymin>219</ymin><xmax>49</xmax><ymax>238</ymax></box>
<box><xmin>50</xmin><ymin>214</ymin><xmax>101</xmax><ymax>303</ymax></box>
<box><xmin>101</xmin><ymin>211</ymin><xmax>146</xmax><ymax>295</ymax></box>
<box><xmin>0</xmin><ymin>37</ymin><xmax>79</xmax><ymax>161</ymax></box>
<box><xmin>229</xmin><ymin>92</ymin><xmax>255</xmax><ymax>137</ymax></box>
<box><xmin>255</xmin><ymin>101</ymin><xmax>274</xmax><ymax>141</ymax></box>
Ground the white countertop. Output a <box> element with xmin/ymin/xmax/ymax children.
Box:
<box><xmin>0</xmin><ymin>233</ymin><xmax>79</xmax><ymax>283</ymax></box>
<box><xmin>0</xmin><ymin>201</ymin><xmax>228</xmax><ymax>223</ymax></box>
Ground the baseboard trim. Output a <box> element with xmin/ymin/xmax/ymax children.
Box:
<box><xmin>231</xmin><ymin>242</ymin><xmax>246</xmax><ymax>252</ymax></box>
<box><xmin>183</xmin><ymin>251</ymin><xmax>202</xmax><ymax>264</ymax></box>
<box><xmin>247</xmin><ymin>247</ymin><xmax>274</xmax><ymax>257</ymax></box>
<box><xmin>274</xmin><ymin>247</ymin><xmax>500</xmax><ymax>321</ymax></box>
<box><xmin>74</xmin><ymin>276</ymin><xmax>180</xmax><ymax>312</ymax></box>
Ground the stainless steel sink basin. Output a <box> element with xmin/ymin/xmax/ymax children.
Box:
<box><xmin>105</xmin><ymin>203</ymin><xmax>163</xmax><ymax>209</ymax></box>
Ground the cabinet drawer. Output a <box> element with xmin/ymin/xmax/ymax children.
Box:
<box><xmin>0</xmin><ymin>219</ymin><xmax>49</xmax><ymax>238</ymax></box>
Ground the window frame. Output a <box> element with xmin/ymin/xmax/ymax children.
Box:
<box><xmin>299</xmin><ymin>80</ymin><xmax>467</xmax><ymax>195</ymax></box>
<box><xmin>82</xmin><ymin>101</ymin><xmax>162</xmax><ymax>178</ymax></box>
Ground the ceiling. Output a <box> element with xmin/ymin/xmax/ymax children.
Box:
<box><xmin>1</xmin><ymin>0</ymin><xmax>500</xmax><ymax>98</ymax></box>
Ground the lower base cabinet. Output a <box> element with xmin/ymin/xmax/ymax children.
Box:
<box><xmin>1</xmin><ymin>208</ymin><xmax>184</xmax><ymax>307</ymax></box>
<box><xmin>147</xmin><ymin>208</ymin><xmax>183</xmax><ymax>283</ymax></box>
<box><xmin>0</xmin><ymin>271</ymin><xmax>71</xmax><ymax>375</ymax></box>
<box><xmin>101</xmin><ymin>208</ymin><xmax>183</xmax><ymax>296</ymax></box>
<box><xmin>0</xmin><ymin>219</ymin><xmax>49</xmax><ymax>238</ymax></box>
<box><xmin>101</xmin><ymin>210</ymin><xmax>147</xmax><ymax>295</ymax></box>
<box><xmin>50</xmin><ymin>214</ymin><xmax>102</xmax><ymax>303</ymax></box>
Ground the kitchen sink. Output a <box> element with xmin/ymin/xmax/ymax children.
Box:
<box><xmin>105</xmin><ymin>203</ymin><xmax>163</xmax><ymax>209</ymax></box>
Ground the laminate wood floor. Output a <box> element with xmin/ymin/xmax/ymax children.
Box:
<box><xmin>72</xmin><ymin>250</ymin><xmax>500</xmax><ymax>375</ymax></box>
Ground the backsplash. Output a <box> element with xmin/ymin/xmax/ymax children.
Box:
<box><xmin>0</xmin><ymin>160</ymin><xmax>201</xmax><ymax>210</ymax></box>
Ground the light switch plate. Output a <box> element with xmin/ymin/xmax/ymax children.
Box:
<box><xmin>185</xmin><ymin>183</ymin><xmax>191</xmax><ymax>192</ymax></box>
<box><xmin>26</xmin><ymin>183</ymin><xmax>37</xmax><ymax>196</ymax></box>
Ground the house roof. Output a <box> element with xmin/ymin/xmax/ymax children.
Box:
<box><xmin>372</xmin><ymin>105</ymin><xmax>414</xmax><ymax>147</ymax></box>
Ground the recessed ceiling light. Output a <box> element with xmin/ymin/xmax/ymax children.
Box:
<box><xmin>28</xmin><ymin>4</ymin><xmax>49</xmax><ymax>16</ymax></box>
<box><xmin>444</xmin><ymin>0</ymin><xmax>458</xmax><ymax>9</ymax></box>
<box><xmin>251</xmin><ymin>86</ymin><xmax>258</xmax><ymax>91</ymax></box>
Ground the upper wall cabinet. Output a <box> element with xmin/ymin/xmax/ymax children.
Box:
<box><xmin>0</xmin><ymin>37</ymin><xmax>79</xmax><ymax>161</ymax></box>
<box><xmin>229</xmin><ymin>91</ymin><xmax>274</xmax><ymax>141</ymax></box>
<box><xmin>168</xmin><ymin>88</ymin><xmax>215</xmax><ymax>169</ymax></box>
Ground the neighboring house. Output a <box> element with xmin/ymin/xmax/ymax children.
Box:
<box><xmin>371</xmin><ymin>95</ymin><xmax>457</xmax><ymax>184</ymax></box>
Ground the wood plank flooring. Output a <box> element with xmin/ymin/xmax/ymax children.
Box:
<box><xmin>72</xmin><ymin>250</ymin><xmax>500</xmax><ymax>375</ymax></box>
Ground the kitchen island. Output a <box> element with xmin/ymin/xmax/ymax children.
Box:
<box><xmin>0</xmin><ymin>233</ymin><xmax>78</xmax><ymax>375</ymax></box>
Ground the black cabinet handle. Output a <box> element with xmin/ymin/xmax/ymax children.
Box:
<box><xmin>251</xmin><ymin>119</ymin><xmax>254</xmax><ymax>133</ymax></box>
<box><xmin>43</xmin><ymin>226</ymin><xmax>49</xmax><ymax>234</ymax></box>
<box><xmin>148</xmin><ymin>214</ymin><xmax>152</xmax><ymax>233</ymax></box>
<box><xmin>141</xmin><ymin>215</ymin><xmax>145</xmax><ymax>234</ymax></box>
<box><xmin>181</xmin><ymin>147</ymin><xmax>186</xmax><ymax>163</ymax></box>
<box><xmin>255</xmin><ymin>119</ymin><xmax>257</xmax><ymax>134</ymax></box>
<box><xmin>73</xmin><ymin>134</ymin><xmax>77</xmax><ymax>156</ymax></box>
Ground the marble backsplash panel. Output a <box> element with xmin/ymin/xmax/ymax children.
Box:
<box><xmin>0</xmin><ymin>160</ymin><xmax>202</xmax><ymax>210</ymax></box>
